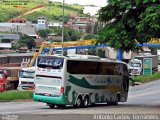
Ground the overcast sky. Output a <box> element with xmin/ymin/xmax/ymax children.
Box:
<box><xmin>49</xmin><ymin>0</ymin><xmax>107</xmax><ymax>7</ymax></box>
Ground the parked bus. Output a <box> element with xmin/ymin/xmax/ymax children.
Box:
<box><xmin>33</xmin><ymin>54</ymin><xmax>130</xmax><ymax>108</ymax></box>
<box><xmin>17</xmin><ymin>67</ymin><xmax>35</xmax><ymax>90</ymax></box>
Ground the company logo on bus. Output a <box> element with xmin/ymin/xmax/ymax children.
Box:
<box><xmin>95</xmin><ymin>76</ymin><xmax>112</xmax><ymax>84</ymax></box>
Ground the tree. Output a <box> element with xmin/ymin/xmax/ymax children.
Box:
<box><xmin>65</xmin><ymin>28</ymin><xmax>81</xmax><ymax>41</ymax></box>
<box><xmin>84</xmin><ymin>34</ymin><xmax>96</xmax><ymax>40</ymax></box>
<box><xmin>93</xmin><ymin>22</ymin><xmax>102</xmax><ymax>34</ymax></box>
<box><xmin>88</xmin><ymin>48</ymin><xmax>96</xmax><ymax>55</ymax></box>
<box><xmin>19</xmin><ymin>34</ymin><xmax>36</xmax><ymax>49</ymax></box>
<box><xmin>54</xmin><ymin>27</ymin><xmax>81</xmax><ymax>41</ymax></box>
<box><xmin>97</xmin><ymin>0</ymin><xmax>160</xmax><ymax>52</ymax></box>
<box><xmin>12</xmin><ymin>43</ymin><xmax>26</xmax><ymax>50</ymax></box>
<box><xmin>85</xmin><ymin>23</ymin><xmax>93</xmax><ymax>34</ymax></box>
<box><xmin>37</xmin><ymin>29</ymin><xmax>52</xmax><ymax>38</ymax></box>
<box><xmin>88</xmin><ymin>48</ymin><xmax>105</xmax><ymax>58</ymax></box>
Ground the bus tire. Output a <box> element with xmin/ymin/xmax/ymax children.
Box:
<box><xmin>113</xmin><ymin>94</ymin><xmax>120</xmax><ymax>105</ymax></box>
<box><xmin>83</xmin><ymin>96</ymin><xmax>89</xmax><ymax>107</ymax></box>
<box><xmin>75</xmin><ymin>96</ymin><xmax>82</xmax><ymax>108</ymax></box>
<box><xmin>114</xmin><ymin>97</ymin><xmax>118</xmax><ymax>105</ymax></box>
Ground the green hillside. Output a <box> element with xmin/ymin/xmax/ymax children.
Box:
<box><xmin>24</xmin><ymin>2</ymin><xmax>84</xmax><ymax>23</ymax></box>
<box><xmin>0</xmin><ymin>0</ymin><xmax>84</xmax><ymax>22</ymax></box>
<box><xmin>0</xmin><ymin>0</ymin><xmax>44</xmax><ymax>22</ymax></box>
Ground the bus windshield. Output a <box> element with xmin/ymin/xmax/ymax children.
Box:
<box><xmin>37</xmin><ymin>56</ymin><xmax>64</xmax><ymax>69</ymax></box>
<box><xmin>19</xmin><ymin>71</ymin><xmax>35</xmax><ymax>78</ymax></box>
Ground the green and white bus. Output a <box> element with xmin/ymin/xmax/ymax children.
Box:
<box><xmin>33</xmin><ymin>54</ymin><xmax>130</xmax><ymax>108</ymax></box>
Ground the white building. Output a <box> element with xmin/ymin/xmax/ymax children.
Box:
<box><xmin>0</xmin><ymin>17</ymin><xmax>48</xmax><ymax>37</ymax></box>
<box><xmin>47</xmin><ymin>21</ymin><xmax>62</xmax><ymax>28</ymax></box>
<box><xmin>0</xmin><ymin>22</ymin><xmax>37</xmax><ymax>37</ymax></box>
<box><xmin>0</xmin><ymin>34</ymin><xmax>20</xmax><ymax>49</ymax></box>
<box><xmin>37</xmin><ymin>16</ymin><xmax>47</xmax><ymax>30</ymax></box>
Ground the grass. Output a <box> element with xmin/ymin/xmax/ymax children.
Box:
<box><xmin>0</xmin><ymin>0</ymin><xmax>83</xmax><ymax>22</ymax></box>
<box><xmin>0</xmin><ymin>0</ymin><xmax>43</xmax><ymax>22</ymax></box>
<box><xmin>0</xmin><ymin>5</ymin><xmax>21</xmax><ymax>22</ymax></box>
<box><xmin>132</xmin><ymin>72</ymin><xmax>160</xmax><ymax>83</ymax></box>
<box><xmin>0</xmin><ymin>90</ymin><xmax>33</xmax><ymax>102</ymax></box>
<box><xmin>24</xmin><ymin>2</ymin><xmax>83</xmax><ymax>22</ymax></box>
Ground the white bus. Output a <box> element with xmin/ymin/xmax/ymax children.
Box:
<box><xmin>33</xmin><ymin>54</ymin><xmax>130</xmax><ymax>108</ymax></box>
<box><xmin>18</xmin><ymin>67</ymin><xmax>35</xmax><ymax>90</ymax></box>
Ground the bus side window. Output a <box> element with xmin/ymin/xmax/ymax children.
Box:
<box><xmin>89</xmin><ymin>62</ymin><xmax>98</xmax><ymax>74</ymax></box>
<box><xmin>67</xmin><ymin>61</ymin><xmax>74</xmax><ymax>74</ymax></box>
<box><xmin>95</xmin><ymin>62</ymin><xmax>100</xmax><ymax>74</ymax></box>
<box><xmin>100</xmin><ymin>63</ymin><xmax>114</xmax><ymax>75</ymax></box>
<box><xmin>67</xmin><ymin>61</ymin><xmax>79</xmax><ymax>74</ymax></box>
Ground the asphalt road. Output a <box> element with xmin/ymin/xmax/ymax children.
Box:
<box><xmin>0</xmin><ymin>80</ymin><xmax>160</xmax><ymax>120</ymax></box>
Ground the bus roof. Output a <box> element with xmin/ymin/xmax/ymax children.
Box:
<box><xmin>66</xmin><ymin>55</ymin><xmax>127</xmax><ymax>65</ymax></box>
<box><xmin>67</xmin><ymin>54</ymin><xmax>100</xmax><ymax>60</ymax></box>
<box><xmin>38</xmin><ymin>54</ymin><xmax>127</xmax><ymax>65</ymax></box>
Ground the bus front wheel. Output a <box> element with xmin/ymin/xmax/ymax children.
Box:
<box><xmin>107</xmin><ymin>95</ymin><xmax>120</xmax><ymax>105</ymax></box>
<box><xmin>112</xmin><ymin>95</ymin><xmax>120</xmax><ymax>105</ymax></box>
<box><xmin>113</xmin><ymin>96</ymin><xmax>119</xmax><ymax>105</ymax></box>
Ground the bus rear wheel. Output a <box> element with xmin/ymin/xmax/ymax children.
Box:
<box><xmin>75</xmin><ymin>96</ymin><xmax>82</xmax><ymax>108</ymax></box>
<box><xmin>83</xmin><ymin>96</ymin><xmax>89</xmax><ymax>107</ymax></box>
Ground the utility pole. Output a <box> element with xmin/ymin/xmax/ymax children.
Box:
<box><xmin>62</xmin><ymin>0</ymin><xmax>64</xmax><ymax>55</ymax></box>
